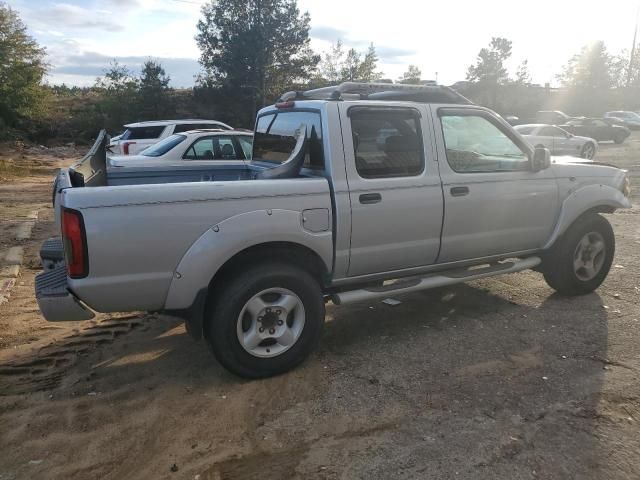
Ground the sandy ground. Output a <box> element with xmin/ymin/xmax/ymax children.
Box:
<box><xmin>0</xmin><ymin>137</ymin><xmax>639</xmax><ymax>479</ymax></box>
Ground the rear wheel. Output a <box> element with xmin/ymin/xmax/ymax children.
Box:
<box><xmin>613</xmin><ymin>133</ymin><xmax>626</xmax><ymax>144</ymax></box>
<box><xmin>543</xmin><ymin>214</ymin><xmax>614</xmax><ymax>296</ymax></box>
<box><xmin>580</xmin><ymin>142</ymin><xmax>596</xmax><ymax>159</ymax></box>
<box><xmin>204</xmin><ymin>262</ymin><xmax>325</xmax><ymax>378</ymax></box>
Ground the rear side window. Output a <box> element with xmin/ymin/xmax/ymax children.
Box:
<box><xmin>253</xmin><ymin>111</ymin><xmax>324</xmax><ymax>169</ymax></box>
<box><xmin>349</xmin><ymin>108</ymin><xmax>424</xmax><ymax>178</ymax></box>
<box><xmin>122</xmin><ymin>126</ymin><xmax>165</xmax><ymax>140</ymax></box>
<box><xmin>183</xmin><ymin>136</ymin><xmax>242</xmax><ymax>160</ymax></box>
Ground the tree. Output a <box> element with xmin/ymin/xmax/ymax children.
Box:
<box><xmin>611</xmin><ymin>48</ymin><xmax>640</xmax><ymax>87</ymax></box>
<box><xmin>515</xmin><ymin>60</ymin><xmax>531</xmax><ymax>85</ymax></box>
<box><xmin>398</xmin><ymin>65</ymin><xmax>422</xmax><ymax>84</ymax></box>
<box><xmin>0</xmin><ymin>3</ymin><xmax>48</xmax><ymax>127</ymax></box>
<box><xmin>138</xmin><ymin>60</ymin><xmax>173</xmax><ymax>118</ymax></box>
<box><xmin>196</xmin><ymin>0</ymin><xmax>319</xmax><ymax>124</ymax></box>
<box><xmin>357</xmin><ymin>44</ymin><xmax>381</xmax><ymax>82</ymax></box>
<box><xmin>558</xmin><ymin>41</ymin><xmax>616</xmax><ymax>89</ymax></box>
<box><xmin>318</xmin><ymin>40</ymin><xmax>344</xmax><ymax>83</ymax></box>
<box><xmin>466</xmin><ymin>37</ymin><xmax>512</xmax><ymax>84</ymax></box>
<box><xmin>94</xmin><ymin>61</ymin><xmax>139</xmax><ymax>129</ymax></box>
<box><xmin>317</xmin><ymin>41</ymin><xmax>381</xmax><ymax>84</ymax></box>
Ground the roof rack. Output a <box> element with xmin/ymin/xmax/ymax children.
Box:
<box><xmin>278</xmin><ymin>82</ymin><xmax>472</xmax><ymax>105</ymax></box>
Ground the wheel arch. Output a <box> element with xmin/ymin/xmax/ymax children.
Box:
<box><xmin>543</xmin><ymin>183</ymin><xmax>630</xmax><ymax>250</ymax></box>
<box><xmin>162</xmin><ymin>209</ymin><xmax>332</xmax><ymax>338</ymax></box>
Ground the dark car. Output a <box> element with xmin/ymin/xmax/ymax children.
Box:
<box><xmin>560</xmin><ymin>118</ymin><xmax>631</xmax><ymax>144</ymax></box>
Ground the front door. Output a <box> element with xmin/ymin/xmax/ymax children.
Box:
<box><xmin>339</xmin><ymin>103</ymin><xmax>444</xmax><ymax>277</ymax></box>
<box><xmin>434</xmin><ymin>108</ymin><xmax>559</xmax><ymax>263</ymax></box>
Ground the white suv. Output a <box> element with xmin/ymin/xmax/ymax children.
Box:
<box><xmin>108</xmin><ymin>119</ymin><xmax>232</xmax><ymax>155</ymax></box>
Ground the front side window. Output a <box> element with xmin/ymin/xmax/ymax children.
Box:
<box><xmin>173</xmin><ymin>124</ymin><xmax>198</xmax><ymax>133</ymax></box>
<box><xmin>350</xmin><ymin>108</ymin><xmax>424</xmax><ymax>178</ymax></box>
<box><xmin>237</xmin><ymin>135</ymin><xmax>253</xmax><ymax>159</ymax></box>
<box><xmin>515</xmin><ymin>126</ymin><xmax>535</xmax><ymax>135</ymax></box>
<box><xmin>253</xmin><ymin>111</ymin><xmax>324</xmax><ymax>169</ymax></box>
<box><xmin>539</xmin><ymin>126</ymin><xmax>566</xmax><ymax>138</ymax></box>
<box><xmin>141</xmin><ymin>134</ymin><xmax>186</xmax><ymax>157</ymax></box>
<box><xmin>441</xmin><ymin>114</ymin><xmax>529</xmax><ymax>173</ymax></box>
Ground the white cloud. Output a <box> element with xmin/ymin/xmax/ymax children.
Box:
<box><xmin>12</xmin><ymin>0</ymin><xmax>640</xmax><ymax>87</ymax></box>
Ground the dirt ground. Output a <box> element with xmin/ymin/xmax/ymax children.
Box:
<box><xmin>0</xmin><ymin>136</ymin><xmax>639</xmax><ymax>480</ymax></box>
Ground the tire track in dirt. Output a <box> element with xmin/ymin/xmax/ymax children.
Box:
<box><xmin>0</xmin><ymin>316</ymin><xmax>149</xmax><ymax>395</ymax></box>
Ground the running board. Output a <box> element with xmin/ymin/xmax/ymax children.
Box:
<box><xmin>331</xmin><ymin>256</ymin><xmax>541</xmax><ymax>305</ymax></box>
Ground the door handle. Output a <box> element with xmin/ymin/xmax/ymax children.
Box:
<box><xmin>450</xmin><ymin>186</ymin><xmax>469</xmax><ymax>197</ymax></box>
<box><xmin>359</xmin><ymin>193</ymin><xmax>382</xmax><ymax>204</ymax></box>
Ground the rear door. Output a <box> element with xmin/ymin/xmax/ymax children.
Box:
<box><xmin>434</xmin><ymin>107</ymin><xmax>558</xmax><ymax>262</ymax></box>
<box><xmin>338</xmin><ymin>103</ymin><xmax>443</xmax><ymax>277</ymax></box>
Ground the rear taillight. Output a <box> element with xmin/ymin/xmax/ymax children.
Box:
<box><xmin>62</xmin><ymin>208</ymin><xmax>88</xmax><ymax>278</ymax></box>
<box><xmin>123</xmin><ymin>141</ymin><xmax>135</xmax><ymax>155</ymax></box>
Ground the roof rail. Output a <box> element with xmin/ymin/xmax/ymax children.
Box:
<box><xmin>278</xmin><ymin>82</ymin><xmax>473</xmax><ymax>105</ymax></box>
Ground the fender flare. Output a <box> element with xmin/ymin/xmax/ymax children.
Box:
<box><xmin>163</xmin><ymin>209</ymin><xmax>332</xmax><ymax>310</ymax></box>
<box><xmin>543</xmin><ymin>183</ymin><xmax>631</xmax><ymax>250</ymax></box>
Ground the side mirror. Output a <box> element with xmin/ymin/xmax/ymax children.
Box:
<box><xmin>532</xmin><ymin>146</ymin><xmax>551</xmax><ymax>172</ymax></box>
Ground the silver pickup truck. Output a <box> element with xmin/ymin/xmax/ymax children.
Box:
<box><xmin>36</xmin><ymin>82</ymin><xmax>632</xmax><ymax>378</ymax></box>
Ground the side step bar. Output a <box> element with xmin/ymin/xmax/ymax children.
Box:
<box><xmin>331</xmin><ymin>257</ymin><xmax>541</xmax><ymax>305</ymax></box>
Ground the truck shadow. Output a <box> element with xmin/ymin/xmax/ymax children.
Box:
<box><xmin>0</xmin><ymin>279</ymin><xmax>613</xmax><ymax>478</ymax></box>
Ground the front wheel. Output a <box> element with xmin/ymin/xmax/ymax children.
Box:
<box><xmin>581</xmin><ymin>142</ymin><xmax>596</xmax><ymax>159</ymax></box>
<box><xmin>204</xmin><ymin>262</ymin><xmax>325</xmax><ymax>378</ymax></box>
<box><xmin>543</xmin><ymin>214</ymin><xmax>614</xmax><ymax>296</ymax></box>
<box><xmin>613</xmin><ymin>134</ymin><xmax>626</xmax><ymax>144</ymax></box>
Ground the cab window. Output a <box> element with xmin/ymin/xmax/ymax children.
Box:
<box><xmin>349</xmin><ymin>108</ymin><xmax>424</xmax><ymax>178</ymax></box>
<box><xmin>441</xmin><ymin>114</ymin><xmax>529</xmax><ymax>173</ymax></box>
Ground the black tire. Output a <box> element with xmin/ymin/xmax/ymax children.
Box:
<box><xmin>204</xmin><ymin>262</ymin><xmax>325</xmax><ymax>378</ymax></box>
<box><xmin>542</xmin><ymin>214</ymin><xmax>614</xmax><ymax>296</ymax></box>
<box><xmin>580</xmin><ymin>142</ymin><xmax>596</xmax><ymax>159</ymax></box>
<box><xmin>613</xmin><ymin>134</ymin><xmax>626</xmax><ymax>144</ymax></box>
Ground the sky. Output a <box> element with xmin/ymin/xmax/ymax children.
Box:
<box><xmin>9</xmin><ymin>0</ymin><xmax>640</xmax><ymax>88</ymax></box>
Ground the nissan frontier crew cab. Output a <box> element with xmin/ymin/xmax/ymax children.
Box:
<box><xmin>36</xmin><ymin>82</ymin><xmax>633</xmax><ymax>379</ymax></box>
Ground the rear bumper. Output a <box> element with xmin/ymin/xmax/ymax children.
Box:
<box><xmin>35</xmin><ymin>266</ymin><xmax>94</xmax><ymax>321</ymax></box>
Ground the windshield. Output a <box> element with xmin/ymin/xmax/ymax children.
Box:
<box><xmin>141</xmin><ymin>134</ymin><xmax>186</xmax><ymax>157</ymax></box>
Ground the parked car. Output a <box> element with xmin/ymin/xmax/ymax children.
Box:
<box><xmin>535</xmin><ymin>110</ymin><xmax>574</xmax><ymax>125</ymax></box>
<box><xmin>560</xmin><ymin>118</ymin><xmax>630</xmax><ymax>144</ymax></box>
<box><xmin>604</xmin><ymin>111</ymin><xmax>640</xmax><ymax>130</ymax></box>
<box><xmin>36</xmin><ymin>82</ymin><xmax>631</xmax><ymax>379</ymax></box>
<box><xmin>109</xmin><ymin>130</ymin><xmax>253</xmax><ymax>168</ymax></box>
<box><xmin>514</xmin><ymin>124</ymin><xmax>598</xmax><ymax>159</ymax></box>
<box><xmin>506</xmin><ymin>111</ymin><xmax>576</xmax><ymax>127</ymax></box>
<box><xmin>108</xmin><ymin>119</ymin><xmax>233</xmax><ymax>156</ymax></box>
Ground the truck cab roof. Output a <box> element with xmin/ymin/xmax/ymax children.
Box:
<box><xmin>276</xmin><ymin>81</ymin><xmax>472</xmax><ymax>105</ymax></box>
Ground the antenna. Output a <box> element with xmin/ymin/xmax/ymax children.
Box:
<box><xmin>628</xmin><ymin>4</ymin><xmax>640</xmax><ymax>87</ymax></box>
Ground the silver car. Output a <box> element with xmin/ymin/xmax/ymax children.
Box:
<box><xmin>604</xmin><ymin>111</ymin><xmax>640</xmax><ymax>130</ymax></box>
<box><xmin>515</xmin><ymin>124</ymin><xmax>598</xmax><ymax>159</ymax></box>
